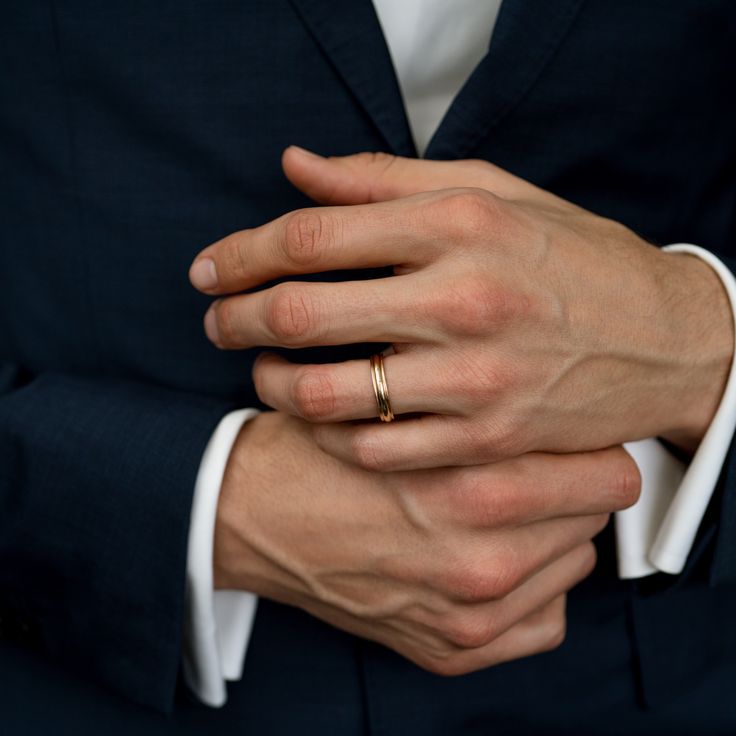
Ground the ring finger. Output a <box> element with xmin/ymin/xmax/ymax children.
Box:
<box><xmin>253</xmin><ymin>350</ymin><xmax>468</xmax><ymax>422</ymax></box>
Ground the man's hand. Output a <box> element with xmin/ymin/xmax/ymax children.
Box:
<box><xmin>214</xmin><ymin>411</ymin><xmax>639</xmax><ymax>676</ymax></box>
<box><xmin>190</xmin><ymin>149</ymin><xmax>732</xmax><ymax>470</ymax></box>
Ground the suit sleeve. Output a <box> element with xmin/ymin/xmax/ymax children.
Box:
<box><xmin>0</xmin><ymin>364</ymin><xmax>235</xmax><ymax>713</ymax></box>
<box><xmin>710</xmin><ymin>252</ymin><xmax>736</xmax><ymax>587</ymax></box>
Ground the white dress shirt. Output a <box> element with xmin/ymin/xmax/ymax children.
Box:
<box><xmin>182</xmin><ymin>0</ymin><xmax>736</xmax><ymax>706</ymax></box>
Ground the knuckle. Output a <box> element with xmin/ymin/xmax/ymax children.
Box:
<box><xmin>220</xmin><ymin>235</ymin><xmax>249</xmax><ymax>281</ymax></box>
<box><xmin>464</xmin><ymin>158</ymin><xmax>494</xmax><ymax>172</ymax></box>
<box><xmin>348</xmin><ymin>151</ymin><xmax>392</xmax><ymax>165</ymax></box>
<box><xmin>435</xmin><ymin>277</ymin><xmax>533</xmax><ymax>336</ymax></box>
<box><xmin>431</xmin><ymin>278</ymin><xmax>496</xmax><ymax>336</ymax></box>
<box><xmin>352</xmin><ymin>151</ymin><xmax>399</xmax><ymax>186</ymax></box>
<box><xmin>444</xmin><ymin>566</ymin><xmax>491</xmax><ymax>603</ymax></box>
<box><xmin>485</xmin><ymin>416</ymin><xmax>527</xmax><ymax>462</ymax></box>
<box><xmin>450</xmin><ymin>356</ymin><xmax>516</xmax><ymax>405</ymax></box>
<box><xmin>440</xmin><ymin>188</ymin><xmax>497</xmax><ymax>234</ymax></box>
<box><xmin>455</xmin><ymin>473</ymin><xmax>513</xmax><ymax>528</ymax></box>
<box><xmin>610</xmin><ymin>452</ymin><xmax>642</xmax><ymax>510</ymax></box>
<box><xmin>450</xmin><ymin>417</ymin><xmax>524</xmax><ymax>465</ymax></box>
<box><xmin>291</xmin><ymin>368</ymin><xmax>337</xmax><ymax>421</ymax></box>
<box><xmin>443</xmin><ymin>612</ymin><xmax>497</xmax><ymax>650</ymax></box>
<box><xmin>281</xmin><ymin>209</ymin><xmax>331</xmax><ymax>266</ymax></box>
<box><xmin>458</xmin><ymin>422</ymin><xmax>494</xmax><ymax>461</ymax></box>
<box><xmin>353</xmin><ymin>150</ymin><xmax>397</xmax><ymax>172</ymax></box>
<box><xmin>484</xmin><ymin>543</ymin><xmax>526</xmax><ymax>600</ymax></box>
<box><xmin>342</xmin><ymin>152</ymin><xmax>401</xmax><ymax>201</ymax></box>
<box><xmin>349</xmin><ymin>433</ymin><xmax>392</xmax><ymax>472</ymax></box>
<box><xmin>577</xmin><ymin>542</ymin><xmax>598</xmax><ymax>579</ymax></box>
<box><xmin>215</xmin><ymin>299</ymin><xmax>240</xmax><ymax>346</ymax></box>
<box><xmin>441</xmin><ymin>554</ymin><xmax>520</xmax><ymax>603</ymax></box>
<box><xmin>485</xmin><ymin>555</ymin><xmax>523</xmax><ymax>600</ymax></box>
<box><xmin>541</xmin><ymin>615</ymin><xmax>567</xmax><ymax>653</ymax></box>
<box><xmin>264</xmin><ymin>284</ymin><xmax>318</xmax><ymax>345</ymax></box>
<box><xmin>366</xmin><ymin>151</ymin><xmax>395</xmax><ymax>166</ymax></box>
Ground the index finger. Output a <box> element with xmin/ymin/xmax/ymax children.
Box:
<box><xmin>188</xmin><ymin>193</ymin><xmax>443</xmax><ymax>295</ymax></box>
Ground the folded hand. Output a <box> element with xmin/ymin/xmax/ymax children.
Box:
<box><xmin>215</xmin><ymin>412</ymin><xmax>639</xmax><ymax>675</ymax></box>
<box><xmin>191</xmin><ymin>148</ymin><xmax>731</xmax><ymax>469</ymax></box>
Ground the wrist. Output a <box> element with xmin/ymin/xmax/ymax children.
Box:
<box><xmin>213</xmin><ymin>413</ymin><xmax>274</xmax><ymax>591</ymax></box>
<box><xmin>213</xmin><ymin>411</ymin><xmax>309</xmax><ymax>600</ymax></box>
<box><xmin>656</xmin><ymin>250</ymin><xmax>733</xmax><ymax>452</ymax></box>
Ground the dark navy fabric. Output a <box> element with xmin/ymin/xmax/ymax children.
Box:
<box><xmin>1</xmin><ymin>0</ymin><xmax>735</xmax><ymax>732</ymax></box>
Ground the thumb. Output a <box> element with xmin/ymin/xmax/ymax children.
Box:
<box><xmin>281</xmin><ymin>146</ymin><xmax>559</xmax><ymax>207</ymax></box>
<box><xmin>281</xmin><ymin>146</ymin><xmax>484</xmax><ymax>205</ymax></box>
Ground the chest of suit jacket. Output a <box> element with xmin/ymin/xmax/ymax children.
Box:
<box><xmin>1</xmin><ymin>0</ymin><xmax>734</xmax><ymax>403</ymax></box>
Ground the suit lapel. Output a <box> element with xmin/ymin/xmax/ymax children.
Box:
<box><xmin>425</xmin><ymin>0</ymin><xmax>586</xmax><ymax>160</ymax></box>
<box><xmin>287</xmin><ymin>0</ymin><xmax>416</xmax><ymax>157</ymax></box>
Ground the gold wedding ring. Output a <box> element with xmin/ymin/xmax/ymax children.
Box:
<box><xmin>370</xmin><ymin>353</ymin><xmax>395</xmax><ymax>422</ymax></box>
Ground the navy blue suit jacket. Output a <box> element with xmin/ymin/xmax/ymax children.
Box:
<box><xmin>1</xmin><ymin>1</ymin><xmax>736</xmax><ymax>733</ymax></box>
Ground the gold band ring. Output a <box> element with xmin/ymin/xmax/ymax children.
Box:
<box><xmin>369</xmin><ymin>353</ymin><xmax>395</xmax><ymax>422</ymax></box>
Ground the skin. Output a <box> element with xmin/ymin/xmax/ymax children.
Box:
<box><xmin>215</xmin><ymin>411</ymin><xmax>639</xmax><ymax>676</ymax></box>
<box><xmin>190</xmin><ymin>148</ymin><xmax>732</xmax><ymax>673</ymax></box>
<box><xmin>191</xmin><ymin>148</ymin><xmax>733</xmax><ymax>472</ymax></box>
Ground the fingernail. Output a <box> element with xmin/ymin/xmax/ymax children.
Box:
<box><xmin>204</xmin><ymin>304</ymin><xmax>222</xmax><ymax>347</ymax></box>
<box><xmin>289</xmin><ymin>145</ymin><xmax>322</xmax><ymax>160</ymax></box>
<box><xmin>190</xmin><ymin>258</ymin><xmax>218</xmax><ymax>291</ymax></box>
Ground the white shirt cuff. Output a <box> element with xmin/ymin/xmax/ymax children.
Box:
<box><xmin>615</xmin><ymin>244</ymin><xmax>736</xmax><ymax>578</ymax></box>
<box><xmin>182</xmin><ymin>408</ymin><xmax>260</xmax><ymax>707</ymax></box>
